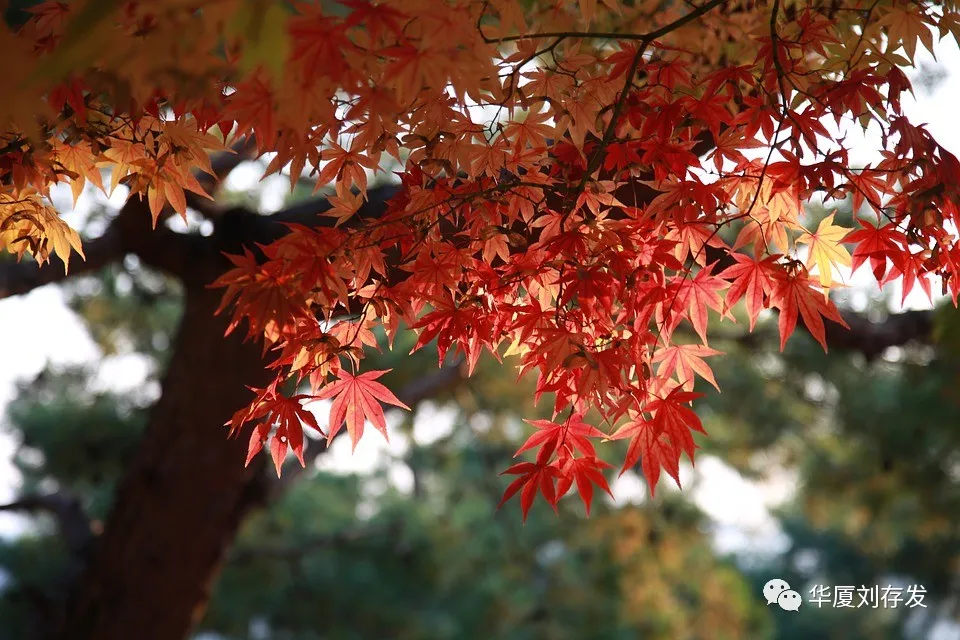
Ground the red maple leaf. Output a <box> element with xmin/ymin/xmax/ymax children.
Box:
<box><xmin>721</xmin><ymin>253</ymin><xmax>780</xmax><ymax>330</ymax></box>
<box><xmin>556</xmin><ymin>455</ymin><xmax>614</xmax><ymax>516</ymax></box>
<box><xmin>497</xmin><ymin>461</ymin><xmax>561</xmax><ymax>523</ymax></box>
<box><xmin>610</xmin><ymin>418</ymin><xmax>682</xmax><ymax>496</ymax></box>
<box><xmin>770</xmin><ymin>272</ymin><xmax>848</xmax><ymax>351</ymax></box>
<box><xmin>315</xmin><ymin>369</ymin><xmax>411</xmax><ymax>449</ymax></box>
<box><xmin>514</xmin><ymin>414</ymin><xmax>606</xmax><ymax>463</ymax></box>
<box><xmin>233</xmin><ymin>385</ymin><xmax>324</xmax><ymax>476</ymax></box>
<box><xmin>652</xmin><ymin>343</ymin><xmax>722</xmax><ymax>391</ymax></box>
<box><xmin>646</xmin><ymin>387</ymin><xmax>705</xmax><ymax>462</ymax></box>
<box><xmin>845</xmin><ymin>220</ymin><xmax>907</xmax><ymax>283</ymax></box>
<box><xmin>672</xmin><ymin>264</ymin><xmax>730</xmax><ymax>343</ymax></box>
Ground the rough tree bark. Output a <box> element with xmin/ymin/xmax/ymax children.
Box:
<box><xmin>52</xmin><ymin>281</ymin><xmax>275</xmax><ymax>640</ymax></box>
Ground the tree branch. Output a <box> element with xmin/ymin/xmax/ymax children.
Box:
<box><xmin>109</xmin><ymin>198</ymin><xmax>208</xmax><ymax>281</ymax></box>
<box><xmin>0</xmin><ymin>492</ymin><xmax>92</xmax><ymax>555</ymax></box>
<box><xmin>479</xmin><ymin>0</ymin><xmax>725</xmax><ymax>43</ymax></box>
<box><xmin>270</xmin><ymin>184</ymin><xmax>400</xmax><ymax>229</ymax></box>
<box><xmin>0</xmin><ymin>228</ymin><xmax>122</xmax><ymax>300</ymax></box>
<box><xmin>827</xmin><ymin>308</ymin><xmax>934</xmax><ymax>359</ymax></box>
<box><xmin>0</xmin><ymin>140</ymin><xmax>258</xmax><ymax>301</ymax></box>
<box><xmin>725</xmin><ymin>307</ymin><xmax>936</xmax><ymax>359</ymax></box>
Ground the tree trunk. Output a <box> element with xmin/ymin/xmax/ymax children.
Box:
<box><xmin>53</xmin><ymin>282</ymin><xmax>273</xmax><ymax>640</ymax></box>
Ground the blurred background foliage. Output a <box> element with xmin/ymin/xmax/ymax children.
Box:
<box><xmin>0</xmin><ymin>176</ymin><xmax>958</xmax><ymax>640</ymax></box>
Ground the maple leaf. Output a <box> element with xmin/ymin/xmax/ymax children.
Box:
<box><xmin>846</xmin><ymin>167</ymin><xmax>889</xmax><ymax>213</ymax></box>
<box><xmin>242</xmin><ymin>392</ymin><xmax>325</xmax><ymax>476</ymax></box>
<box><xmin>895</xmin><ymin>250</ymin><xmax>934</xmax><ymax>306</ymax></box>
<box><xmin>879</xmin><ymin>6</ymin><xmax>935</xmax><ymax>63</ymax></box>
<box><xmin>673</xmin><ymin>264</ymin><xmax>730</xmax><ymax>344</ymax></box>
<box><xmin>410</xmin><ymin>298</ymin><xmax>490</xmax><ymax>374</ymax></box>
<box><xmin>316</xmin><ymin>142</ymin><xmax>377</xmax><ymax>196</ymax></box>
<box><xmin>652</xmin><ymin>343</ymin><xmax>722</xmax><ymax>391</ymax></box>
<box><xmin>770</xmin><ymin>272</ymin><xmax>849</xmax><ymax>352</ymax></box>
<box><xmin>603</xmin><ymin>141</ymin><xmax>643</xmax><ymax>173</ymax></box>
<box><xmin>323</xmin><ymin>191</ymin><xmax>365</xmax><ymax>227</ymax></box>
<box><xmin>503</xmin><ymin>108</ymin><xmax>554</xmax><ymax>152</ymax></box>
<box><xmin>314</xmin><ymin>369</ymin><xmax>411</xmax><ymax>450</ymax></box>
<box><xmin>102</xmin><ymin>138</ymin><xmax>148</xmax><ymax>195</ymax></box>
<box><xmin>721</xmin><ymin>253</ymin><xmax>779</xmax><ymax>331</ymax></box>
<box><xmin>514</xmin><ymin>414</ymin><xmax>606</xmax><ymax>463</ymax></box>
<box><xmin>51</xmin><ymin>140</ymin><xmax>104</xmax><ymax>205</ymax></box>
<box><xmin>555</xmin><ymin>455</ymin><xmax>614</xmax><ymax>516</ymax></box>
<box><xmin>797</xmin><ymin>212</ymin><xmax>852</xmax><ymax>288</ymax></box>
<box><xmin>709</xmin><ymin>127</ymin><xmax>764</xmax><ymax>172</ymax></box>
<box><xmin>210</xmin><ymin>247</ymin><xmax>307</xmax><ymax>343</ymax></box>
<box><xmin>845</xmin><ymin>220</ymin><xmax>907</xmax><ymax>284</ymax></box>
<box><xmin>610</xmin><ymin>418</ymin><xmax>681</xmax><ymax>497</ymax></box>
<box><xmin>497</xmin><ymin>461</ymin><xmax>561</xmax><ymax>523</ymax></box>
<box><xmin>646</xmin><ymin>388</ymin><xmax>706</xmax><ymax>462</ymax></box>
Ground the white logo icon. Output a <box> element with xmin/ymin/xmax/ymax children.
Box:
<box><xmin>778</xmin><ymin>589</ymin><xmax>802</xmax><ymax>611</ymax></box>
<box><xmin>763</xmin><ymin>578</ymin><xmax>801</xmax><ymax>610</ymax></box>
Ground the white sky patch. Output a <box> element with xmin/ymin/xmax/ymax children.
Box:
<box><xmin>224</xmin><ymin>161</ymin><xmax>267</xmax><ymax>193</ymax></box>
<box><xmin>690</xmin><ymin>455</ymin><xmax>796</xmax><ymax>554</ymax></box>
<box><xmin>412</xmin><ymin>401</ymin><xmax>458</xmax><ymax>445</ymax></box>
<box><xmin>605</xmin><ymin>470</ymin><xmax>648</xmax><ymax>507</ymax></box>
<box><xmin>88</xmin><ymin>353</ymin><xmax>155</xmax><ymax>396</ymax></box>
<box><xmin>0</xmin><ymin>287</ymin><xmax>99</xmax><ymax>538</ymax></box>
<box><xmin>313</xmin><ymin>403</ymin><xmax>410</xmax><ymax>475</ymax></box>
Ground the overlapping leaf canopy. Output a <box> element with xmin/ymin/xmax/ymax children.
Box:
<box><xmin>2</xmin><ymin>0</ymin><xmax>959</xmax><ymax>516</ymax></box>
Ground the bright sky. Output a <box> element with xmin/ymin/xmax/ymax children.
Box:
<box><xmin>1</xmin><ymin>40</ymin><xmax>959</xmax><ymax>562</ymax></box>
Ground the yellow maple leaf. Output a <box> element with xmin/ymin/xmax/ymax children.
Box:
<box><xmin>0</xmin><ymin>191</ymin><xmax>84</xmax><ymax>273</ymax></box>
<box><xmin>160</xmin><ymin>119</ymin><xmax>227</xmax><ymax>176</ymax></box>
<box><xmin>102</xmin><ymin>138</ymin><xmax>148</xmax><ymax>196</ymax></box>
<box><xmin>797</xmin><ymin>212</ymin><xmax>852</xmax><ymax>288</ymax></box>
<box><xmin>879</xmin><ymin>6</ymin><xmax>935</xmax><ymax>63</ymax></box>
<box><xmin>51</xmin><ymin>140</ymin><xmax>106</xmax><ymax>206</ymax></box>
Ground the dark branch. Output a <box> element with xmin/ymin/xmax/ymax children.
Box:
<box><xmin>724</xmin><ymin>306</ymin><xmax>936</xmax><ymax>359</ymax></box>
<box><xmin>480</xmin><ymin>0</ymin><xmax>725</xmax><ymax>43</ymax></box>
<box><xmin>110</xmin><ymin>198</ymin><xmax>207</xmax><ymax>280</ymax></box>
<box><xmin>0</xmin><ymin>229</ymin><xmax>122</xmax><ymax>300</ymax></box>
<box><xmin>270</xmin><ymin>184</ymin><xmax>400</xmax><ymax>229</ymax></box>
<box><xmin>0</xmin><ymin>492</ymin><xmax>93</xmax><ymax>555</ymax></box>
<box><xmin>827</xmin><ymin>308</ymin><xmax>934</xmax><ymax>359</ymax></box>
<box><xmin>393</xmin><ymin>357</ymin><xmax>467</xmax><ymax>406</ymax></box>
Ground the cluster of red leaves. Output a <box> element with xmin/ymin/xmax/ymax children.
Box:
<box><xmin>5</xmin><ymin>0</ymin><xmax>960</xmax><ymax>518</ymax></box>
